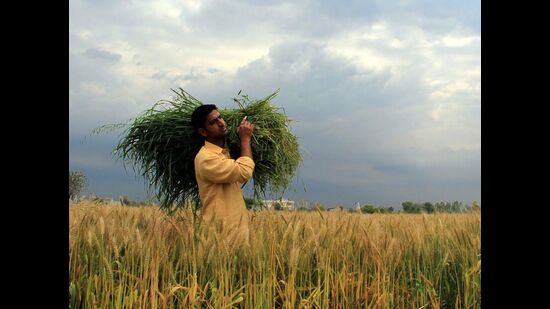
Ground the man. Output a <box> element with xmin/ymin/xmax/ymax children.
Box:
<box><xmin>191</xmin><ymin>104</ymin><xmax>255</xmax><ymax>246</ymax></box>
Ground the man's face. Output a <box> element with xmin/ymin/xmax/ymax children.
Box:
<box><xmin>200</xmin><ymin>109</ymin><xmax>227</xmax><ymax>139</ymax></box>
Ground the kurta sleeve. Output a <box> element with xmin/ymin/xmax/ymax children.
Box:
<box><xmin>199</xmin><ymin>153</ymin><xmax>255</xmax><ymax>184</ymax></box>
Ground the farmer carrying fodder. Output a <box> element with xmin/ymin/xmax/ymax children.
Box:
<box><xmin>191</xmin><ymin>104</ymin><xmax>255</xmax><ymax>246</ymax></box>
<box><xmin>99</xmin><ymin>88</ymin><xmax>302</xmax><ymax>227</ymax></box>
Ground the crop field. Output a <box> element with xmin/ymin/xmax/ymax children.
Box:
<box><xmin>69</xmin><ymin>201</ymin><xmax>481</xmax><ymax>308</ymax></box>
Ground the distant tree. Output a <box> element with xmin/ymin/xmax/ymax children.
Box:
<box><xmin>402</xmin><ymin>201</ymin><xmax>411</xmax><ymax>213</ymax></box>
<box><xmin>451</xmin><ymin>201</ymin><xmax>462</xmax><ymax>213</ymax></box>
<box><xmin>402</xmin><ymin>201</ymin><xmax>421</xmax><ymax>213</ymax></box>
<box><xmin>436</xmin><ymin>202</ymin><xmax>452</xmax><ymax>213</ymax></box>
<box><xmin>422</xmin><ymin>202</ymin><xmax>435</xmax><ymax>213</ymax></box>
<box><xmin>315</xmin><ymin>202</ymin><xmax>326</xmax><ymax>211</ymax></box>
<box><xmin>361</xmin><ymin>204</ymin><xmax>378</xmax><ymax>214</ymax></box>
<box><xmin>244</xmin><ymin>197</ymin><xmax>264</xmax><ymax>210</ymax></box>
<box><xmin>470</xmin><ymin>201</ymin><xmax>481</xmax><ymax>212</ymax></box>
<box><xmin>69</xmin><ymin>171</ymin><xmax>87</xmax><ymax>201</ymax></box>
<box><xmin>388</xmin><ymin>207</ymin><xmax>394</xmax><ymax>213</ymax></box>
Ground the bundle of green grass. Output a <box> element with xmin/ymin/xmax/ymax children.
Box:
<box><xmin>108</xmin><ymin>88</ymin><xmax>301</xmax><ymax>212</ymax></box>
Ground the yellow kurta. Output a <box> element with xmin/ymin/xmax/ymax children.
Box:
<box><xmin>194</xmin><ymin>141</ymin><xmax>255</xmax><ymax>244</ymax></box>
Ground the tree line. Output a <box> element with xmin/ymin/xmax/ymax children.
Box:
<box><xmin>71</xmin><ymin>170</ymin><xmax>480</xmax><ymax>213</ymax></box>
<box><xmin>352</xmin><ymin>201</ymin><xmax>480</xmax><ymax>214</ymax></box>
<box><xmin>245</xmin><ymin>198</ymin><xmax>480</xmax><ymax>213</ymax></box>
<box><xmin>400</xmin><ymin>201</ymin><xmax>480</xmax><ymax>213</ymax></box>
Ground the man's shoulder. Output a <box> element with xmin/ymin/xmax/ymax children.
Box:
<box><xmin>195</xmin><ymin>145</ymin><xmax>207</xmax><ymax>160</ymax></box>
<box><xmin>195</xmin><ymin>145</ymin><xmax>220</xmax><ymax>161</ymax></box>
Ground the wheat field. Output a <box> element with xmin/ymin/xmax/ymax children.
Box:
<box><xmin>69</xmin><ymin>201</ymin><xmax>481</xmax><ymax>308</ymax></box>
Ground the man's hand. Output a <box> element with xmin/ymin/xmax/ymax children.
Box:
<box><xmin>237</xmin><ymin>116</ymin><xmax>255</xmax><ymax>142</ymax></box>
<box><xmin>237</xmin><ymin>116</ymin><xmax>254</xmax><ymax>159</ymax></box>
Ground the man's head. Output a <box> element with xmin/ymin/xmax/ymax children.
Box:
<box><xmin>191</xmin><ymin>104</ymin><xmax>228</xmax><ymax>141</ymax></box>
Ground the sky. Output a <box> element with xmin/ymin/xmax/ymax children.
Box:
<box><xmin>69</xmin><ymin>0</ymin><xmax>480</xmax><ymax>208</ymax></box>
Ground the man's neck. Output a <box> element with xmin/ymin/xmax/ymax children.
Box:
<box><xmin>206</xmin><ymin>138</ymin><xmax>225</xmax><ymax>148</ymax></box>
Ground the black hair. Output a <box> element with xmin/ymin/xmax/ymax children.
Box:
<box><xmin>191</xmin><ymin>104</ymin><xmax>218</xmax><ymax>132</ymax></box>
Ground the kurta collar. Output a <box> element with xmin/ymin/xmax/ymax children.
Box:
<box><xmin>204</xmin><ymin>141</ymin><xmax>226</xmax><ymax>154</ymax></box>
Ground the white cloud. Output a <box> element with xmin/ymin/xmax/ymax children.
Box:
<box><xmin>441</xmin><ymin>34</ymin><xmax>480</xmax><ymax>47</ymax></box>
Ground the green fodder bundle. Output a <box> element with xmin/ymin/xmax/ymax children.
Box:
<box><xmin>104</xmin><ymin>88</ymin><xmax>301</xmax><ymax>212</ymax></box>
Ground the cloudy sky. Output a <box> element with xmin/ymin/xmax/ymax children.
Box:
<box><xmin>69</xmin><ymin>0</ymin><xmax>480</xmax><ymax>208</ymax></box>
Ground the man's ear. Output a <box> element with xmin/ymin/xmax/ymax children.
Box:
<box><xmin>198</xmin><ymin>128</ymin><xmax>207</xmax><ymax>138</ymax></box>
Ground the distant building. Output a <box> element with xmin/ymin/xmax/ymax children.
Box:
<box><xmin>262</xmin><ymin>198</ymin><xmax>295</xmax><ymax>210</ymax></box>
<box><xmin>80</xmin><ymin>193</ymin><xmax>122</xmax><ymax>205</ymax></box>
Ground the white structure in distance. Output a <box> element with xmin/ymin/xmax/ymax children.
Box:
<box><xmin>262</xmin><ymin>198</ymin><xmax>295</xmax><ymax>210</ymax></box>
